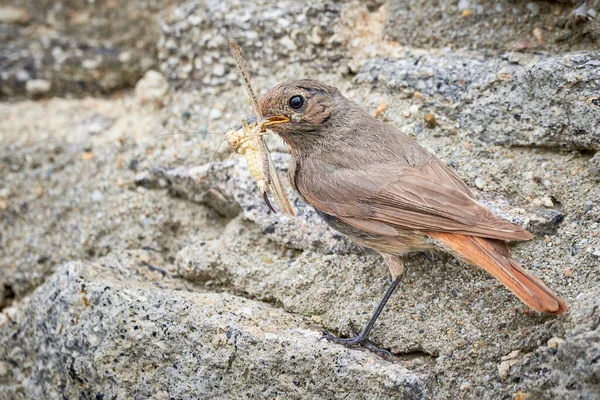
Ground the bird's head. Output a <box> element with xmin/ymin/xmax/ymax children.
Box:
<box><xmin>258</xmin><ymin>79</ymin><xmax>338</xmax><ymax>151</ymax></box>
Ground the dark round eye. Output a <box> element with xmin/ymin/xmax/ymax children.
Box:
<box><xmin>288</xmin><ymin>95</ymin><xmax>304</xmax><ymax>110</ymax></box>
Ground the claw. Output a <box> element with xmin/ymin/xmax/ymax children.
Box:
<box><xmin>262</xmin><ymin>191</ymin><xmax>277</xmax><ymax>213</ymax></box>
<box><xmin>320</xmin><ymin>330</ymin><xmax>332</xmax><ymax>341</ymax></box>
<box><xmin>362</xmin><ymin>342</ymin><xmax>393</xmax><ymax>360</ymax></box>
<box><xmin>320</xmin><ymin>326</ymin><xmax>393</xmax><ymax>360</ymax></box>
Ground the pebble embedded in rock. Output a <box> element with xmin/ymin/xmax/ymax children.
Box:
<box><xmin>547</xmin><ymin>337</ymin><xmax>565</xmax><ymax>348</ymax></box>
<box><xmin>91</xmin><ymin>190</ymin><xmax>104</xmax><ymax>203</ymax></box>
<box><xmin>135</xmin><ymin>70</ymin><xmax>169</xmax><ymax>106</ymax></box>
<box><xmin>25</xmin><ymin>79</ymin><xmax>52</xmax><ymax>96</ymax></box>
<box><xmin>0</xmin><ymin>361</ymin><xmax>9</xmax><ymax>378</ymax></box>
<box><xmin>209</xmin><ymin>108</ymin><xmax>222</xmax><ymax>119</ymax></box>
<box><xmin>573</xmin><ymin>3</ymin><xmax>588</xmax><ymax>17</ymax></box>
<box><xmin>522</xmin><ymin>182</ymin><xmax>537</xmax><ymax>195</ymax></box>
<box><xmin>409</xmin><ymin>104</ymin><xmax>421</xmax><ymax>115</ymax></box>
<box><xmin>424</xmin><ymin>112</ymin><xmax>437</xmax><ymax>128</ymax></box>
<box><xmin>0</xmin><ymin>6</ymin><xmax>30</xmax><ymax>24</ymax></box>
<box><xmin>526</xmin><ymin>3</ymin><xmax>540</xmax><ymax>16</ymax></box>
<box><xmin>279</xmin><ymin>36</ymin><xmax>297</xmax><ymax>51</ymax></box>
<box><xmin>541</xmin><ymin>197</ymin><xmax>554</xmax><ymax>208</ymax></box>
<box><xmin>213</xmin><ymin>64</ymin><xmax>226</xmax><ymax>77</ymax></box>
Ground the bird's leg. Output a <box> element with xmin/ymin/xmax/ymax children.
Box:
<box><xmin>321</xmin><ymin>254</ymin><xmax>404</xmax><ymax>360</ymax></box>
<box><xmin>321</xmin><ymin>277</ymin><xmax>401</xmax><ymax>359</ymax></box>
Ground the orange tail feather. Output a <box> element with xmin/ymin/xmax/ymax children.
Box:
<box><xmin>428</xmin><ymin>232</ymin><xmax>567</xmax><ymax>315</ymax></box>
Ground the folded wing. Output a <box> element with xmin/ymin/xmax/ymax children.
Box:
<box><xmin>297</xmin><ymin>158</ymin><xmax>532</xmax><ymax>241</ymax></box>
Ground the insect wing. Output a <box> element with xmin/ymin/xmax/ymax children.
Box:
<box><xmin>263</xmin><ymin>141</ymin><xmax>294</xmax><ymax>216</ymax></box>
<box><xmin>229</xmin><ymin>38</ymin><xmax>293</xmax><ymax>215</ymax></box>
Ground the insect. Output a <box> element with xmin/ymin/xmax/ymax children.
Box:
<box><xmin>225</xmin><ymin>39</ymin><xmax>294</xmax><ymax>216</ymax></box>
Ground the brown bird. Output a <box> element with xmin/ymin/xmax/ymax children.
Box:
<box><xmin>257</xmin><ymin>79</ymin><xmax>567</xmax><ymax>358</ymax></box>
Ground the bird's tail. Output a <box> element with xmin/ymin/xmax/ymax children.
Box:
<box><xmin>428</xmin><ymin>232</ymin><xmax>567</xmax><ymax>315</ymax></box>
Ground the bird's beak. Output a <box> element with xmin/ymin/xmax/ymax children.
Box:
<box><xmin>262</xmin><ymin>116</ymin><xmax>290</xmax><ymax>127</ymax></box>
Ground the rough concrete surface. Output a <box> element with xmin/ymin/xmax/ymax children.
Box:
<box><xmin>0</xmin><ymin>0</ymin><xmax>187</xmax><ymax>98</ymax></box>
<box><xmin>355</xmin><ymin>51</ymin><xmax>600</xmax><ymax>151</ymax></box>
<box><xmin>385</xmin><ymin>0</ymin><xmax>600</xmax><ymax>53</ymax></box>
<box><xmin>0</xmin><ymin>261</ymin><xmax>429</xmax><ymax>399</ymax></box>
<box><xmin>1</xmin><ymin>0</ymin><xmax>600</xmax><ymax>399</ymax></box>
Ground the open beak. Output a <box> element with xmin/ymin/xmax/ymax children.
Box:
<box><xmin>262</xmin><ymin>116</ymin><xmax>290</xmax><ymax>127</ymax></box>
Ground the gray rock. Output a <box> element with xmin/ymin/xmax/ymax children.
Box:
<box><xmin>24</xmin><ymin>79</ymin><xmax>51</xmax><ymax>96</ymax></box>
<box><xmin>0</xmin><ymin>6</ymin><xmax>30</xmax><ymax>25</ymax></box>
<box><xmin>0</xmin><ymin>0</ymin><xmax>186</xmax><ymax>98</ymax></box>
<box><xmin>511</xmin><ymin>290</ymin><xmax>600</xmax><ymax>399</ymax></box>
<box><xmin>355</xmin><ymin>52</ymin><xmax>600</xmax><ymax>151</ymax></box>
<box><xmin>157</xmin><ymin>0</ymin><xmax>346</xmax><ymax>90</ymax></box>
<box><xmin>144</xmin><ymin>155</ymin><xmax>358</xmax><ymax>254</ymax></box>
<box><xmin>384</xmin><ymin>0</ymin><xmax>600</xmax><ymax>53</ymax></box>
<box><xmin>135</xmin><ymin>70</ymin><xmax>170</xmax><ymax>107</ymax></box>
<box><xmin>2</xmin><ymin>0</ymin><xmax>600</xmax><ymax>397</ymax></box>
<box><xmin>171</xmin><ymin>197</ymin><xmax>598</xmax><ymax>399</ymax></box>
<box><xmin>0</xmin><ymin>261</ymin><xmax>430</xmax><ymax>399</ymax></box>
<box><xmin>0</xmin><ymin>138</ymin><xmax>222</xmax><ymax>301</ymax></box>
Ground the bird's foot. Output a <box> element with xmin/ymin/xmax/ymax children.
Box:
<box><xmin>320</xmin><ymin>321</ymin><xmax>393</xmax><ymax>360</ymax></box>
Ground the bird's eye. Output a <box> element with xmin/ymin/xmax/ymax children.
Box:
<box><xmin>288</xmin><ymin>95</ymin><xmax>304</xmax><ymax>110</ymax></box>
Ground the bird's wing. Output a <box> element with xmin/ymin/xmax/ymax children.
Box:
<box><xmin>297</xmin><ymin>158</ymin><xmax>533</xmax><ymax>241</ymax></box>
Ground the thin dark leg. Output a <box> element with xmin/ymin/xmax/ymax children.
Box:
<box><xmin>321</xmin><ymin>277</ymin><xmax>402</xmax><ymax>360</ymax></box>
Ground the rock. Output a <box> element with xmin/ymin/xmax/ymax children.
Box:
<box><xmin>423</xmin><ymin>112</ymin><xmax>437</xmax><ymax>129</ymax></box>
<box><xmin>524</xmin><ymin>208</ymin><xmax>565</xmax><ymax>236</ymax></box>
<box><xmin>510</xmin><ymin>291</ymin><xmax>600</xmax><ymax>398</ymax></box>
<box><xmin>0</xmin><ymin>0</ymin><xmax>185</xmax><ymax>99</ymax></box>
<box><xmin>384</xmin><ymin>0</ymin><xmax>599</xmax><ymax>53</ymax></box>
<box><xmin>547</xmin><ymin>337</ymin><xmax>566</xmax><ymax>348</ymax></box>
<box><xmin>0</xmin><ymin>135</ymin><xmax>220</xmax><ymax>302</ymax></box>
<box><xmin>573</xmin><ymin>3</ymin><xmax>588</xmax><ymax>17</ymax></box>
<box><xmin>0</xmin><ymin>361</ymin><xmax>8</xmax><ymax>379</ymax></box>
<box><xmin>498</xmin><ymin>349</ymin><xmax>521</xmax><ymax>378</ymax></box>
<box><xmin>474</xmin><ymin>177</ymin><xmax>486</xmax><ymax>189</ymax></box>
<box><xmin>209</xmin><ymin>108</ymin><xmax>222</xmax><ymax>120</ymax></box>
<box><xmin>90</xmin><ymin>190</ymin><xmax>103</xmax><ymax>203</ymax></box>
<box><xmin>2</xmin><ymin>0</ymin><xmax>600</xmax><ymax>397</ymax></box>
<box><xmin>355</xmin><ymin>52</ymin><xmax>600</xmax><ymax>151</ymax></box>
<box><xmin>522</xmin><ymin>182</ymin><xmax>537</xmax><ymax>196</ymax></box>
<box><xmin>0</xmin><ymin>261</ymin><xmax>429</xmax><ymax>399</ymax></box>
<box><xmin>135</xmin><ymin>70</ymin><xmax>169</xmax><ymax>107</ymax></box>
<box><xmin>0</xmin><ymin>6</ymin><xmax>29</xmax><ymax>25</ymax></box>
<box><xmin>590</xmin><ymin>152</ymin><xmax>600</xmax><ymax>177</ymax></box>
<box><xmin>141</xmin><ymin>163</ymin><xmax>242</xmax><ymax>219</ymax></box>
<box><xmin>157</xmin><ymin>0</ymin><xmax>346</xmax><ymax>90</ymax></box>
<box><xmin>24</xmin><ymin>79</ymin><xmax>51</xmax><ymax>96</ymax></box>
<box><xmin>144</xmin><ymin>156</ymin><xmax>356</xmax><ymax>254</ymax></box>
<box><xmin>479</xmin><ymin>195</ymin><xmax>565</xmax><ymax>236</ymax></box>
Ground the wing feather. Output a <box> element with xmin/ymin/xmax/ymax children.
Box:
<box><xmin>297</xmin><ymin>158</ymin><xmax>532</xmax><ymax>241</ymax></box>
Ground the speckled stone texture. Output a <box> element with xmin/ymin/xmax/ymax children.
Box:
<box><xmin>355</xmin><ymin>52</ymin><xmax>600</xmax><ymax>151</ymax></box>
<box><xmin>1</xmin><ymin>0</ymin><xmax>600</xmax><ymax>399</ymax></box>
<box><xmin>0</xmin><ymin>261</ymin><xmax>429</xmax><ymax>399</ymax></box>
<box><xmin>0</xmin><ymin>0</ymin><xmax>186</xmax><ymax>98</ymax></box>
<box><xmin>384</xmin><ymin>0</ymin><xmax>600</xmax><ymax>52</ymax></box>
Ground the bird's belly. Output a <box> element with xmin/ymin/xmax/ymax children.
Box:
<box><xmin>315</xmin><ymin>209</ymin><xmax>431</xmax><ymax>255</ymax></box>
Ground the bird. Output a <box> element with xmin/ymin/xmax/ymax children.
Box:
<box><xmin>256</xmin><ymin>79</ymin><xmax>567</xmax><ymax>358</ymax></box>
